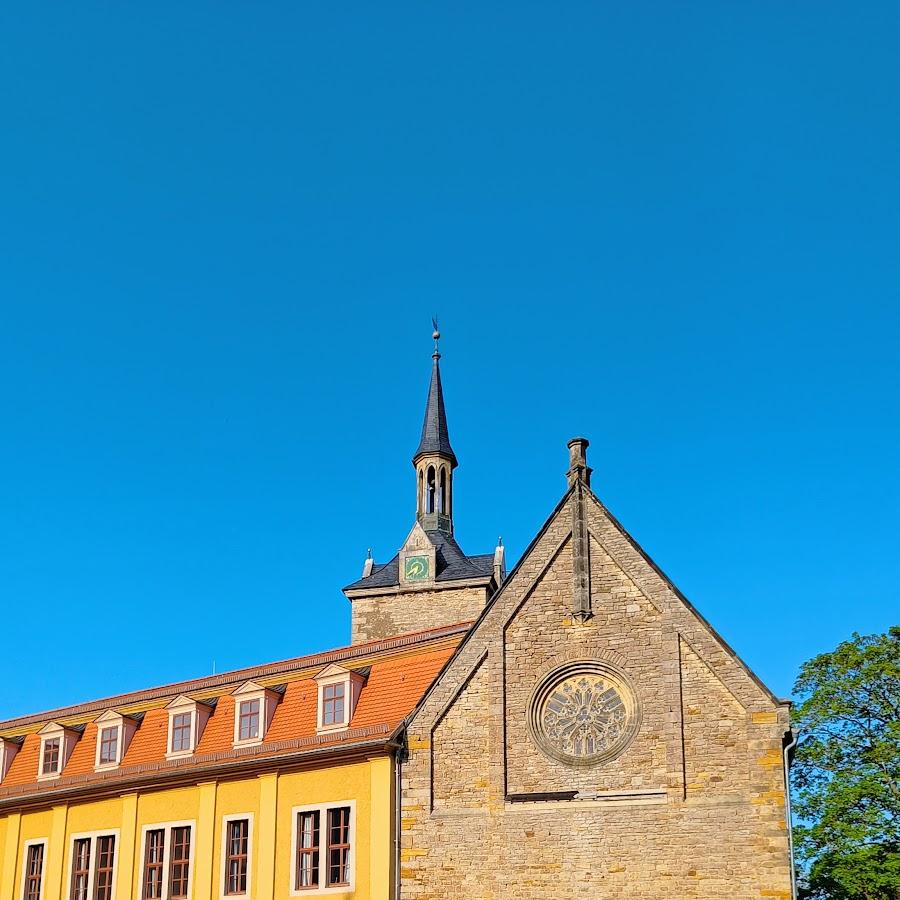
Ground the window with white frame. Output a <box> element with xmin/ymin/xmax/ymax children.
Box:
<box><xmin>314</xmin><ymin>666</ymin><xmax>367</xmax><ymax>733</ymax></box>
<box><xmin>139</xmin><ymin>821</ymin><xmax>194</xmax><ymax>900</ymax></box>
<box><xmin>230</xmin><ymin>682</ymin><xmax>281</xmax><ymax>748</ymax></box>
<box><xmin>93</xmin><ymin>710</ymin><xmax>139</xmax><ymax>771</ymax></box>
<box><xmin>220</xmin><ymin>815</ymin><xmax>253</xmax><ymax>898</ymax></box>
<box><xmin>41</xmin><ymin>738</ymin><xmax>60</xmax><ymax>777</ymax></box>
<box><xmin>68</xmin><ymin>831</ymin><xmax>118</xmax><ymax>900</ymax></box>
<box><xmin>22</xmin><ymin>839</ymin><xmax>46</xmax><ymax>900</ymax></box>
<box><xmin>289</xmin><ymin>802</ymin><xmax>355</xmax><ymax>895</ymax></box>
<box><xmin>164</xmin><ymin>696</ymin><xmax>213</xmax><ymax>759</ymax></box>
<box><xmin>98</xmin><ymin>726</ymin><xmax>118</xmax><ymax>765</ymax></box>
<box><xmin>37</xmin><ymin>722</ymin><xmax>79</xmax><ymax>780</ymax></box>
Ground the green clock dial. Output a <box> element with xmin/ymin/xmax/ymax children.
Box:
<box><xmin>405</xmin><ymin>555</ymin><xmax>430</xmax><ymax>581</ymax></box>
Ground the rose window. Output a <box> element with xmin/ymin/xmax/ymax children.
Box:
<box><xmin>528</xmin><ymin>662</ymin><xmax>640</xmax><ymax>766</ymax></box>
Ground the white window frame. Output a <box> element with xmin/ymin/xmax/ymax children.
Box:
<box><xmin>95</xmin><ymin>722</ymin><xmax>121</xmax><ymax>769</ymax></box>
<box><xmin>37</xmin><ymin>724</ymin><xmax>69</xmax><ymax>781</ymax></box>
<box><xmin>20</xmin><ymin>838</ymin><xmax>48</xmax><ymax>900</ymax></box>
<box><xmin>219</xmin><ymin>813</ymin><xmax>254</xmax><ymax>900</ymax></box>
<box><xmin>66</xmin><ymin>828</ymin><xmax>120</xmax><ymax>900</ymax></box>
<box><xmin>288</xmin><ymin>801</ymin><xmax>356</xmax><ymax>896</ymax></box>
<box><xmin>93</xmin><ymin>712</ymin><xmax>124</xmax><ymax>772</ymax></box>
<box><xmin>233</xmin><ymin>695</ymin><xmax>262</xmax><ymax>746</ymax></box>
<box><xmin>165</xmin><ymin>696</ymin><xmax>211</xmax><ymax>760</ymax></box>
<box><xmin>166</xmin><ymin>708</ymin><xmax>196</xmax><ymax>759</ymax></box>
<box><xmin>314</xmin><ymin>666</ymin><xmax>365</xmax><ymax>734</ymax></box>
<box><xmin>136</xmin><ymin>820</ymin><xmax>196</xmax><ymax>900</ymax></box>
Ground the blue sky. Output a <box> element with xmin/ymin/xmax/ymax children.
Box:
<box><xmin>1</xmin><ymin>2</ymin><xmax>898</xmax><ymax>718</ymax></box>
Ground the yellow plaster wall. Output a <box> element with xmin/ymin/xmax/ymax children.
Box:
<box><xmin>0</xmin><ymin>756</ymin><xmax>392</xmax><ymax>900</ymax></box>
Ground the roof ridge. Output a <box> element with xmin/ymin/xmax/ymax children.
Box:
<box><xmin>0</xmin><ymin>622</ymin><xmax>472</xmax><ymax>732</ymax></box>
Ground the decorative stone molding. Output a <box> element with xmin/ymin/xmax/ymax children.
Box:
<box><xmin>527</xmin><ymin>659</ymin><xmax>641</xmax><ymax>767</ymax></box>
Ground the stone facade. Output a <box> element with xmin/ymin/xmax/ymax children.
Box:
<box><xmin>350</xmin><ymin>583</ymin><xmax>492</xmax><ymax>645</ymax></box>
<box><xmin>400</xmin><ymin>484</ymin><xmax>793</xmax><ymax>899</ymax></box>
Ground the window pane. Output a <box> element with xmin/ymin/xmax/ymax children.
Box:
<box><xmin>224</xmin><ymin>820</ymin><xmax>248</xmax><ymax>895</ymax></box>
<box><xmin>326</xmin><ymin>807</ymin><xmax>351</xmax><ymax>887</ymax></box>
<box><xmin>99</xmin><ymin>726</ymin><xmax>118</xmax><ymax>764</ymax></box>
<box><xmin>143</xmin><ymin>830</ymin><xmax>165</xmax><ymax>900</ymax></box>
<box><xmin>169</xmin><ymin>826</ymin><xmax>191</xmax><ymax>900</ymax></box>
<box><xmin>239</xmin><ymin>699</ymin><xmax>260</xmax><ymax>741</ymax></box>
<box><xmin>172</xmin><ymin>713</ymin><xmax>192</xmax><ymax>752</ymax></box>
<box><xmin>323</xmin><ymin>682</ymin><xmax>346</xmax><ymax>726</ymax></box>
<box><xmin>43</xmin><ymin>737</ymin><xmax>61</xmax><ymax>774</ymax></box>
<box><xmin>71</xmin><ymin>838</ymin><xmax>91</xmax><ymax>900</ymax></box>
<box><xmin>94</xmin><ymin>836</ymin><xmax>115</xmax><ymax>900</ymax></box>
<box><xmin>296</xmin><ymin>811</ymin><xmax>320</xmax><ymax>889</ymax></box>
<box><xmin>25</xmin><ymin>844</ymin><xmax>44</xmax><ymax>900</ymax></box>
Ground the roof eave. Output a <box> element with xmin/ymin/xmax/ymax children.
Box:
<box><xmin>343</xmin><ymin>575</ymin><xmax>494</xmax><ymax>600</ymax></box>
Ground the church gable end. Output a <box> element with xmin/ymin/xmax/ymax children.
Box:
<box><xmin>400</xmin><ymin>441</ymin><xmax>793</xmax><ymax>900</ymax></box>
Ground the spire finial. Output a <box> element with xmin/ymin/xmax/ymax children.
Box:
<box><xmin>432</xmin><ymin>316</ymin><xmax>441</xmax><ymax>359</ymax></box>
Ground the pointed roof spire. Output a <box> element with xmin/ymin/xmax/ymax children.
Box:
<box><xmin>413</xmin><ymin>319</ymin><xmax>458</xmax><ymax>468</ymax></box>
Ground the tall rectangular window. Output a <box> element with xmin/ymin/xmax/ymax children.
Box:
<box><xmin>98</xmin><ymin>727</ymin><xmax>119</xmax><ymax>765</ymax></box>
<box><xmin>141</xmin><ymin>824</ymin><xmax>193</xmax><ymax>900</ymax></box>
<box><xmin>238</xmin><ymin>699</ymin><xmax>260</xmax><ymax>742</ymax></box>
<box><xmin>291</xmin><ymin>805</ymin><xmax>354</xmax><ymax>893</ymax></box>
<box><xmin>42</xmin><ymin>737</ymin><xmax>61</xmax><ymax>775</ymax></box>
<box><xmin>326</xmin><ymin>807</ymin><xmax>351</xmax><ymax>887</ymax></box>
<box><xmin>171</xmin><ymin>713</ymin><xmax>192</xmax><ymax>753</ymax></box>
<box><xmin>143</xmin><ymin>830</ymin><xmax>165</xmax><ymax>900</ymax></box>
<box><xmin>224</xmin><ymin>819</ymin><xmax>249</xmax><ymax>896</ymax></box>
<box><xmin>24</xmin><ymin>843</ymin><xmax>44</xmax><ymax>900</ymax></box>
<box><xmin>94</xmin><ymin>835</ymin><xmax>116</xmax><ymax>900</ymax></box>
<box><xmin>322</xmin><ymin>683</ymin><xmax>345</xmax><ymax>727</ymax></box>
<box><xmin>70</xmin><ymin>839</ymin><xmax>91</xmax><ymax>900</ymax></box>
<box><xmin>295</xmin><ymin>810</ymin><xmax>320</xmax><ymax>890</ymax></box>
<box><xmin>169</xmin><ymin>827</ymin><xmax>191</xmax><ymax>900</ymax></box>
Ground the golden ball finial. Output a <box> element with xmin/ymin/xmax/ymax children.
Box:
<box><xmin>433</xmin><ymin>329</ymin><xmax>440</xmax><ymax>341</ymax></box>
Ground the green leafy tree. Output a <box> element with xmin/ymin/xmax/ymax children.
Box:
<box><xmin>791</xmin><ymin>626</ymin><xmax>900</xmax><ymax>899</ymax></box>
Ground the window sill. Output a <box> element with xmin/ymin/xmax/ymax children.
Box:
<box><xmin>289</xmin><ymin>886</ymin><xmax>354</xmax><ymax>897</ymax></box>
<box><xmin>316</xmin><ymin>723</ymin><xmax>349</xmax><ymax>735</ymax></box>
<box><xmin>165</xmin><ymin>749</ymin><xmax>194</xmax><ymax>761</ymax></box>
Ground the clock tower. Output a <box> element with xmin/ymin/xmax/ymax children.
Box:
<box><xmin>343</xmin><ymin>327</ymin><xmax>505</xmax><ymax>644</ymax></box>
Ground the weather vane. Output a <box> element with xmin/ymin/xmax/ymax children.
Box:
<box><xmin>432</xmin><ymin>316</ymin><xmax>441</xmax><ymax>358</ymax></box>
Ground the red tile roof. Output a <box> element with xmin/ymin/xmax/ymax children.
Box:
<box><xmin>0</xmin><ymin>624</ymin><xmax>465</xmax><ymax>806</ymax></box>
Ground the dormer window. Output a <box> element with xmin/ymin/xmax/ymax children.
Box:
<box><xmin>93</xmin><ymin>710</ymin><xmax>140</xmax><ymax>771</ymax></box>
<box><xmin>322</xmin><ymin>683</ymin><xmax>345</xmax><ymax>727</ymax></box>
<box><xmin>42</xmin><ymin>737</ymin><xmax>60</xmax><ymax>775</ymax></box>
<box><xmin>172</xmin><ymin>713</ymin><xmax>193</xmax><ymax>752</ymax></box>
<box><xmin>36</xmin><ymin>722</ymin><xmax>81</xmax><ymax>780</ymax></box>
<box><xmin>231</xmin><ymin>682</ymin><xmax>282</xmax><ymax>748</ymax></box>
<box><xmin>0</xmin><ymin>737</ymin><xmax>21</xmax><ymax>783</ymax></box>
<box><xmin>315</xmin><ymin>665</ymin><xmax>368</xmax><ymax>733</ymax></box>
<box><xmin>165</xmin><ymin>696</ymin><xmax>214</xmax><ymax>759</ymax></box>
<box><xmin>99</xmin><ymin>726</ymin><xmax>117</xmax><ymax>764</ymax></box>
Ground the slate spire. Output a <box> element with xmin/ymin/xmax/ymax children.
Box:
<box><xmin>413</xmin><ymin>323</ymin><xmax>458</xmax><ymax>468</ymax></box>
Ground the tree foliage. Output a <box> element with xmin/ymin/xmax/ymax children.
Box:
<box><xmin>791</xmin><ymin>626</ymin><xmax>900</xmax><ymax>899</ymax></box>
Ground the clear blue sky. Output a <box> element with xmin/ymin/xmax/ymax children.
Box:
<box><xmin>1</xmin><ymin>2</ymin><xmax>898</xmax><ymax>719</ymax></box>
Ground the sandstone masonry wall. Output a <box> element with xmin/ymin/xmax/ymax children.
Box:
<box><xmin>351</xmin><ymin>585</ymin><xmax>489</xmax><ymax>644</ymax></box>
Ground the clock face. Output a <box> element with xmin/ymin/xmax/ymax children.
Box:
<box><xmin>404</xmin><ymin>554</ymin><xmax>430</xmax><ymax>581</ymax></box>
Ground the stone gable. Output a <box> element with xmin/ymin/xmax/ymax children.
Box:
<box><xmin>400</xmin><ymin>485</ymin><xmax>793</xmax><ymax>899</ymax></box>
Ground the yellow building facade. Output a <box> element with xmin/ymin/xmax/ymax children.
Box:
<box><xmin>0</xmin><ymin>758</ymin><xmax>392</xmax><ymax>900</ymax></box>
